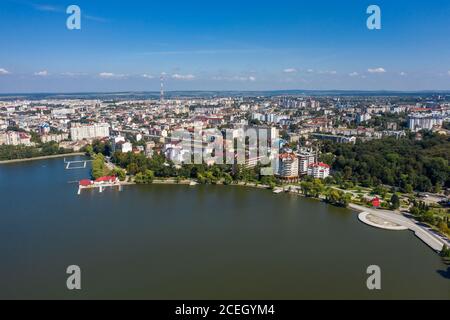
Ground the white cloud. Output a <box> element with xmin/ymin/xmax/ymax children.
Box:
<box><xmin>172</xmin><ymin>74</ymin><xmax>195</xmax><ymax>80</ymax></box>
<box><xmin>283</xmin><ymin>68</ymin><xmax>297</xmax><ymax>73</ymax></box>
<box><xmin>318</xmin><ymin>70</ymin><xmax>337</xmax><ymax>75</ymax></box>
<box><xmin>0</xmin><ymin>68</ymin><xmax>10</xmax><ymax>75</ymax></box>
<box><xmin>99</xmin><ymin>72</ymin><xmax>126</xmax><ymax>78</ymax></box>
<box><xmin>368</xmin><ymin>67</ymin><xmax>386</xmax><ymax>73</ymax></box>
<box><xmin>142</xmin><ymin>74</ymin><xmax>154</xmax><ymax>79</ymax></box>
<box><xmin>212</xmin><ymin>75</ymin><xmax>256</xmax><ymax>82</ymax></box>
<box><xmin>400</xmin><ymin>72</ymin><xmax>407</xmax><ymax>76</ymax></box>
<box><xmin>447</xmin><ymin>70</ymin><xmax>450</xmax><ymax>76</ymax></box>
<box><xmin>61</xmin><ymin>72</ymin><xmax>87</xmax><ymax>77</ymax></box>
<box><xmin>211</xmin><ymin>76</ymin><xmax>256</xmax><ymax>82</ymax></box>
<box><xmin>34</xmin><ymin>70</ymin><xmax>49</xmax><ymax>76</ymax></box>
<box><xmin>349</xmin><ymin>72</ymin><xmax>359</xmax><ymax>77</ymax></box>
<box><xmin>306</xmin><ymin>69</ymin><xmax>314</xmax><ymax>73</ymax></box>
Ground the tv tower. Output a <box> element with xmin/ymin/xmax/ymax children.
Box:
<box><xmin>160</xmin><ymin>73</ymin><xmax>164</xmax><ymax>102</ymax></box>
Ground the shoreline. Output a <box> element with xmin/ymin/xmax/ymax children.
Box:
<box><xmin>117</xmin><ymin>179</ymin><xmax>450</xmax><ymax>252</ymax></box>
<box><xmin>0</xmin><ymin>152</ymin><xmax>86</xmax><ymax>164</ymax></box>
<box><xmin>350</xmin><ymin>203</ymin><xmax>449</xmax><ymax>252</ymax></box>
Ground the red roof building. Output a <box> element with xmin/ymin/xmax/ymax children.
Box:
<box><xmin>371</xmin><ymin>197</ymin><xmax>381</xmax><ymax>208</ymax></box>
<box><xmin>94</xmin><ymin>176</ymin><xmax>118</xmax><ymax>184</ymax></box>
<box><xmin>79</xmin><ymin>179</ymin><xmax>93</xmax><ymax>187</ymax></box>
<box><xmin>307</xmin><ymin>162</ymin><xmax>330</xmax><ymax>179</ymax></box>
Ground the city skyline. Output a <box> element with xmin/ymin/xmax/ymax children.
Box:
<box><xmin>1</xmin><ymin>0</ymin><xmax>450</xmax><ymax>93</ymax></box>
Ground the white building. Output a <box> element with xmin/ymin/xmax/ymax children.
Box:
<box><xmin>0</xmin><ymin>131</ymin><xmax>32</xmax><ymax>146</ymax></box>
<box><xmin>115</xmin><ymin>141</ymin><xmax>133</xmax><ymax>153</ymax></box>
<box><xmin>70</xmin><ymin>123</ymin><xmax>110</xmax><ymax>141</ymax></box>
<box><xmin>163</xmin><ymin>142</ymin><xmax>191</xmax><ymax>164</ymax></box>
<box><xmin>297</xmin><ymin>149</ymin><xmax>317</xmax><ymax>175</ymax></box>
<box><xmin>41</xmin><ymin>133</ymin><xmax>69</xmax><ymax>143</ymax></box>
<box><xmin>356</xmin><ymin>113</ymin><xmax>371</xmax><ymax>124</ymax></box>
<box><xmin>408</xmin><ymin>114</ymin><xmax>443</xmax><ymax>132</ymax></box>
<box><xmin>307</xmin><ymin>162</ymin><xmax>330</xmax><ymax>179</ymax></box>
<box><xmin>277</xmin><ymin>153</ymin><xmax>299</xmax><ymax>179</ymax></box>
<box><xmin>111</xmin><ymin>135</ymin><xmax>132</xmax><ymax>153</ymax></box>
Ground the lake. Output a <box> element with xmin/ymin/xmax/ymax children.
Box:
<box><xmin>0</xmin><ymin>156</ymin><xmax>448</xmax><ymax>299</ymax></box>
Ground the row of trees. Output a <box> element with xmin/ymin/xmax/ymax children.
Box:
<box><xmin>0</xmin><ymin>142</ymin><xmax>73</xmax><ymax>161</ymax></box>
<box><xmin>110</xmin><ymin>150</ymin><xmax>280</xmax><ymax>187</ymax></box>
<box><xmin>91</xmin><ymin>153</ymin><xmax>126</xmax><ymax>181</ymax></box>
<box><xmin>299</xmin><ymin>178</ymin><xmax>352</xmax><ymax>207</ymax></box>
<box><xmin>410</xmin><ymin>200</ymin><xmax>449</xmax><ymax>235</ymax></box>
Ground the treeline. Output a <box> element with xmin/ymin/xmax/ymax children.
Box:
<box><xmin>410</xmin><ymin>200</ymin><xmax>449</xmax><ymax>236</ymax></box>
<box><xmin>0</xmin><ymin>142</ymin><xmax>72</xmax><ymax>161</ymax></box>
<box><xmin>321</xmin><ymin>132</ymin><xmax>450</xmax><ymax>192</ymax></box>
<box><xmin>110</xmin><ymin>150</ymin><xmax>278</xmax><ymax>186</ymax></box>
<box><xmin>90</xmin><ymin>153</ymin><xmax>126</xmax><ymax>181</ymax></box>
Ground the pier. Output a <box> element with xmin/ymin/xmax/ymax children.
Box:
<box><xmin>77</xmin><ymin>182</ymin><xmax>123</xmax><ymax>195</ymax></box>
<box><xmin>78</xmin><ymin>176</ymin><xmax>122</xmax><ymax>195</ymax></box>
<box><xmin>64</xmin><ymin>158</ymin><xmax>92</xmax><ymax>170</ymax></box>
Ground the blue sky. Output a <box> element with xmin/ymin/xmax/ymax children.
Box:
<box><xmin>1</xmin><ymin>0</ymin><xmax>450</xmax><ymax>93</ymax></box>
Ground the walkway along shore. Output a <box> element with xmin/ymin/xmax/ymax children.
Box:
<box><xmin>0</xmin><ymin>152</ymin><xmax>86</xmax><ymax>164</ymax></box>
<box><xmin>350</xmin><ymin>203</ymin><xmax>449</xmax><ymax>252</ymax></box>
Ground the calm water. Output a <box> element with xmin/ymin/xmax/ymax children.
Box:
<box><xmin>0</xmin><ymin>156</ymin><xmax>448</xmax><ymax>299</ymax></box>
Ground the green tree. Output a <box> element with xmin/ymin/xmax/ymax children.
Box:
<box><xmin>91</xmin><ymin>153</ymin><xmax>108</xmax><ymax>179</ymax></box>
<box><xmin>112</xmin><ymin>168</ymin><xmax>126</xmax><ymax>181</ymax></box>
<box><xmin>440</xmin><ymin>245</ymin><xmax>450</xmax><ymax>258</ymax></box>
<box><xmin>390</xmin><ymin>193</ymin><xmax>400</xmax><ymax>210</ymax></box>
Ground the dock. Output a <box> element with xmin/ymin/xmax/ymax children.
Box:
<box><xmin>78</xmin><ymin>183</ymin><xmax>122</xmax><ymax>195</ymax></box>
<box><xmin>64</xmin><ymin>158</ymin><xmax>93</xmax><ymax>170</ymax></box>
<box><xmin>78</xmin><ymin>176</ymin><xmax>122</xmax><ymax>195</ymax></box>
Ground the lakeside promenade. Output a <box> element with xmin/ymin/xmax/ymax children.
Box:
<box><xmin>350</xmin><ymin>203</ymin><xmax>450</xmax><ymax>252</ymax></box>
<box><xmin>0</xmin><ymin>152</ymin><xmax>86</xmax><ymax>164</ymax></box>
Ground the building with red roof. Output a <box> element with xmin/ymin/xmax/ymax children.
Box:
<box><xmin>79</xmin><ymin>179</ymin><xmax>93</xmax><ymax>187</ymax></box>
<box><xmin>307</xmin><ymin>162</ymin><xmax>330</xmax><ymax>179</ymax></box>
<box><xmin>371</xmin><ymin>197</ymin><xmax>381</xmax><ymax>208</ymax></box>
<box><xmin>94</xmin><ymin>176</ymin><xmax>119</xmax><ymax>184</ymax></box>
<box><xmin>277</xmin><ymin>153</ymin><xmax>299</xmax><ymax>181</ymax></box>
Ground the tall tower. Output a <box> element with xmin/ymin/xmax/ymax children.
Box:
<box><xmin>160</xmin><ymin>74</ymin><xmax>164</xmax><ymax>102</ymax></box>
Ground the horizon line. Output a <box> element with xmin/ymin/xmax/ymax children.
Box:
<box><xmin>1</xmin><ymin>89</ymin><xmax>450</xmax><ymax>96</ymax></box>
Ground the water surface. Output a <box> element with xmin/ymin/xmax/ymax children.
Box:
<box><xmin>0</xmin><ymin>156</ymin><xmax>448</xmax><ymax>299</ymax></box>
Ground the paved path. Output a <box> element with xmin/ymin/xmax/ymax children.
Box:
<box><xmin>350</xmin><ymin>203</ymin><xmax>449</xmax><ymax>252</ymax></box>
<box><xmin>358</xmin><ymin>212</ymin><xmax>408</xmax><ymax>231</ymax></box>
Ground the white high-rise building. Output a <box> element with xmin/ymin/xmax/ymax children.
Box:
<box><xmin>70</xmin><ymin>123</ymin><xmax>110</xmax><ymax>141</ymax></box>
<box><xmin>277</xmin><ymin>153</ymin><xmax>299</xmax><ymax>179</ymax></box>
<box><xmin>408</xmin><ymin>114</ymin><xmax>443</xmax><ymax>132</ymax></box>
<box><xmin>297</xmin><ymin>149</ymin><xmax>317</xmax><ymax>175</ymax></box>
